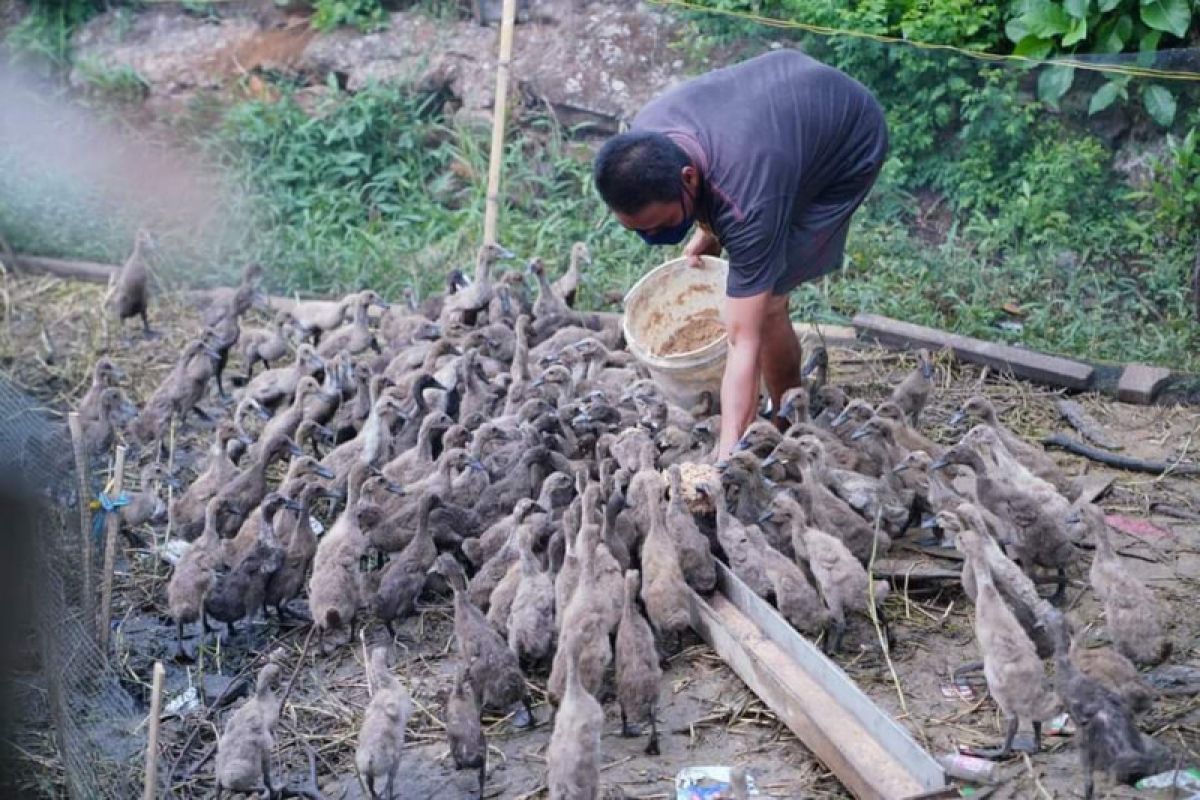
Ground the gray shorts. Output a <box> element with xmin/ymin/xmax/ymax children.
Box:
<box><xmin>773</xmin><ymin>127</ymin><xmax>888</xmax><ymax>295</ymax></box>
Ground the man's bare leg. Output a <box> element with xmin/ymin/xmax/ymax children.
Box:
<box><xmin>760</xmin><ymin>293</ymin><xmax>803</xmax><ymax>426</ymax></box>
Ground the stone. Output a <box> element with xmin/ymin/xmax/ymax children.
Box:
<box><xmin>1117</xmin><ymin>363</ymin><xmax>1172</xmax><ymax>404</ymax></box>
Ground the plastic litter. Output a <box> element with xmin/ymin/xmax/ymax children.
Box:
<box><xmin>164</xmin><ymin>685</ymin><xmax>199</xmax><ymax>717</ymax></box>
<box><xmin>1136</xmin><ymin>768</ymin><xmax>1200</xmax><ymax>792</ymax></box>
<box><xmin>156</xmin><ymin>538</ymin><xmax>191</xmax><ymax>566</ymax></box>
<box><xmin>675</xmin><ymin>766</ymin><xmax>759</xmax><ymax>799</ymax></box>
<box><xmin>936</xmin><ymin>753</ymin><xmax>1021</xmax><ymax>785</ymax></box>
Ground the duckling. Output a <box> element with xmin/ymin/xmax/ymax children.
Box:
<box><xmin>872</xmin><ymin>402</ymin><xmax>945</xmax><ymax>458</ymax></box>
<box><xmin>553</xmin><ymin>241</ymin><xmax>591</xmax><ymax>308</ymax></box>
<box><xmin>290</xmin><ymin>293</ymin><xmax>354</xmax><ymax>344</ymax></box>
<box><xmin>245</xmin><ymin>343</ymin><xmax>324</xmax><ymax>410</ymax></box>
<box><xmin>118</xmin><ymin>462</ymin><xmax>178</xmax><ymax>532</ymax></box>
<box><xmin>616</xmin><ymin>570</ymin><xmax>662</xmax><ymax>755</ymax></box>
<box><xmin>106</xmin><ymin>228</ymin><xmax>155</xmax><ymax>338</ymax></box>
<box><xmin>77</xmin><ymin>358</ymin><xmax>125</xmax><ymax>424</ymax></box>
<box><xmin>238</xmin><ymin>314</ymin><xmax>292</xmax><ymax>381</ymax></box>
<box><xmin>446</xmin><ymin>664</ymin><xmax>487</xmax><ymax>799</ymax></box>
<box><xmin>371</xmin><ymin>495</ymin><xmax>441</xmax><ymax>637</ymax></box>
<box><xmin>804</xmin><ymin>425</ymin><xmax>912</xmax><ymax>535</ymax></box>
<box><xmin>82</xmin><ymin>386</ymin><xmax>136</xmax><ymax>456</ymax></box>
<box><xmin>547</xmin><ymin>640</ymin><xmax>604</xmax><ymax>800</ymax></box>
<box><xmin>792</xmin><ymin>525</ymin><xmax>890</xmax><ymax>654</ymax></box>
<box><xmin>310</xmin><ymin>463</ymin><xmax>380</xmax><ymax>646</ymax></box>
<box><xmin>507</xmin><ymin>523</ymin><xmax>556</xmax><ymax>669</ymax></box>
<box><xmin>889</xmin><ymin>349</ymin><xmax>934</xmax><ymax>426</ymax></box>
<box><xmin>252</xmin><ymin>375</ymin><xmax>323</xmax><ymax>457</ymax></box>
<box><xmin>697</xmin><ymin>477</ymin><xmax>771</xmax><ymax>598</ymax></box>
<box><xmin>167</xmin><ymin>497</ymin><xmax>225</xmax><ymax>659</ymax></box>
<box><xmin>300</xmin><ymin>352</ymin><xmax>347</xmax><ymax>429</ymax></box>
<box><xmin>665</xmin><ymin>465</ymin><xmax>716</xmax><ymax>594</ymax></box>
<box><xmin>355</xmin><ymin>646</ymin><xmax>412</xmax><ymax>800</ymax></box>
<box><xmin>755</xmin><ymin>491</ymin><xmax>804</xmax><ymax>555</ymax></box>
<box><xmin>264</xmin><ymin>480</ymin><xmax>332</xmax><ymax>619</ymax></box>
<box><xmin>206</xmin><ymin>492</ymin><xmax>295</xmax><ymax>638</ymax></box>
<box><xmin>734</xmin><ymin>420</ymin><xmax>781</xmax><ymax>459</ymax></box>
<box><xmin>1075</xmin><ymin>503</ymin><xmax>1171</xmax><ymax>666</ymax></box>
<box><xmin>1044</xmin><ymin>608</ymin><xmax>1173</xmax><ymax>800</ymax></box>
<box><xmin>548</xmin><ymin>485</ymin><xmax>615</xmax><ymax>703</ymax></box>
<box><xmin>934</xmin><ymin>443</ymin><xmax>1074</xmax><ymax>603</ymax></box>
<box><xmin>951</xmin><ymin>395</ymin><xmax>1077</xmax><ymax>500</ymax></box>
<box><xmin>201</xmin><ymin>262</ymin><xmax>263</xmax><ymax>323</ymax></box>
<box><xmin>718</xmin><ymin>450</ymin><xmax>774</xmax><ymax>527</ymax></box>
<box><xmin>213</xmin><ymin>433</ymin><xmax>302</xmax><ymax>537</ymax></box>
<box><xmin>206</xmin><ymin>281</ymin><xmax>265</xmax><ymax>399</ymax></box>
<box><xmin>967</xmin><ymin>557</ymin><xmax>1058</xmax><ymax>757</ymax></box>
<box><xmin>812</xmin><ymin>384</ymin><xmax>848</xmax><ymax>429</ymax></box>
<box><xmin>831</xmin><ymin>398</ymin><xmax>876</xmax><ymax>448</ymax></box>
<box><xmin>640</xmin><ymin>487</ymin><xmax>691</xmax><ymax>649</ymax></box>
<box><xmin>761</xmin><ymin>539</ymin><xmax>831</xmax><ymax>639</ymax></box>
<box><xmin>170</xmin><ymin>422</ymin><xmax>249</xmax><ymax>541</ymax></box>
<box><xmin>215</xmin><ymin>661</ymin><xmax>282</xmax><ymax>799</ymax></box>
<box><xmin>440</xmin><ymin>243</ymin><xmax>513</xmax><ymax>326</ymax></box>
<box><xmin>1070</xmin><ymin>627</ymin><xmax>1155</xmax><ymax>715</ymax></box>
<box><xmin>772</xmin><ymin>421</ymin><xmax>864</xmax><ymax>473</ymax></box>
<box><xmin>429</xmin><ymin>553</ymin><xmax>534</xmax><ymax>724</ymax></box>
<box><xmin>529</xmin><ymin>256</ymin><xmax>572</xmax><ymax>321</ymax></box>
<box><xmin>382</xmin><ymin>410</ymin><xmax>453</xmax><ymax>487</ymax></box>
<box><xmin>319</xmin><ymin>291</ymin><xmax>386</xmax><ymax>358</ymax></box>
<box><xmin>794</xmin><ymin>436</ymin><xmax>890</xmax><ymax>562</ymax></box>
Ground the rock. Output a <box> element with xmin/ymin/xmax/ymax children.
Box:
<box><xmin>1117</xmin><ymin>363</ymin><xmax>1172</xmax><ymax>404</ymax></box>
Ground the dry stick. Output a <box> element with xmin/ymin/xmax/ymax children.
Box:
<box><xmin>481</xmin><ymin>0</ymin><xmax>518</xmax><ymax>245</ymax></box>
<box><xmin>1042</xmin><ymin>432</ymin><xmax>1200</xmax><ymax>475</ymax></box>
<box><xmin>67</xmin><ymin>412</ymin><xmax>96</xmax><ymax>640</ymax></box>
<box><xmin>99</xmin><ymin>444</ymin><xmax>128</xmax><ymax>653</ymax></box>
<box><xmin>143</xmin><ymin>661</ymin><xmax>166</xmax><ymax>800</ymax></box>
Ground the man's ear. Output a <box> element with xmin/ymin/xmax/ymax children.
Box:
<box><xmin>681</xmin><ymin>164</ymin><xmax>699</xmax><ymax>191</ymax></box>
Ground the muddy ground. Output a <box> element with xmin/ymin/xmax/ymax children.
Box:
<box><xmin>2</xmin><ymin>270</ymin><xmax>1199</xmax><ymax>799</ymax></box>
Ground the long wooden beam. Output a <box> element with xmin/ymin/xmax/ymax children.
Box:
<box><xmin>690</xmin><ymin>564</ymin><xmax>945</xmax><ymax>800</ymax></box>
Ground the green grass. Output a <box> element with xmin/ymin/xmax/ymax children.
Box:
<box><xmin>1</xmin><ymin>67</ymin><xmax>1197</xmax><ymax>372</ymax></box>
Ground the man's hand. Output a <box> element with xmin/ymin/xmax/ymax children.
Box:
<box><xmin>683</xmin><ymin>227</ymin><xmax>721</xmax><ymax>268</ymax></box>
<box><xmin>716</xmin><ymin>292</ymin><xmax>770</xmax><ymax>461</ymax></box>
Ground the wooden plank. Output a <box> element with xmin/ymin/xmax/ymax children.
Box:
<box><xmin>690</xmin><ymin>564</ymin><xmax>944</xmax><ymax>800</ymax></box>
<box><xmin>14</xmin><ymin>254</ymin><xmax>116</xmax><ymax>283</ymax></box>
<box><xmin>852</xmin><ymin>313</ymin><xmax>1095</xmax><ymax>390</ymax></box>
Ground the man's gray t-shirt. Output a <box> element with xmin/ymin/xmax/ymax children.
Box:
<box><xmin>632</xmin><ymin>49</ymin><xmax>888</xmax><ymax>298</ymax></box>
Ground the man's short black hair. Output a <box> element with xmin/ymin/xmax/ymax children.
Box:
<box><xmin>593</xmin><ymin>131</ymin><xmax>690</xmax><ymax>215</ymax></box>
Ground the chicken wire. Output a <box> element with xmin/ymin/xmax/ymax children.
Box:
<box><xmin>0</xmin><ymin>374</ymin><xmax>142</xmax><ymax>799</ymax></box>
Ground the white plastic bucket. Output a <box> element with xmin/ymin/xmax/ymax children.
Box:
<box><xmin>622</xmin><ymin>255</ymin><xmax>729</xmax><ymax>408</ymax></box>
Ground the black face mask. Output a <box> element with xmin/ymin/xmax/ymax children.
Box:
<box><xmin>635</xmin><ymin>188</ymin><xmax>695</xmax><ymax>246</ymax></box>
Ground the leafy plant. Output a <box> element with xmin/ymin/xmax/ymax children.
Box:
<box><xmin>74</xmin><ymin>58</ymin><xmax>149</xmax><ymax>104</ymax></box>
<box><xmin>1005</xmin><ymin>0</ymin><xmax>1194</xmax><ymax>125</ymax></box>
<box><xmin>311</xmin><ymin>0</ymin><xmax>387</xmax><ymax>32</ymax></box>
<box><xmin>4</xmin><ymin>0</ymin><xmax>104</xmax><ymax>68</ymax></box>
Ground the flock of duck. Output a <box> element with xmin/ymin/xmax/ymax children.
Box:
<box><xmin>80</xmin><ymin>233</ymin><xmax>1180</xmax><ymax>799</ymax></box>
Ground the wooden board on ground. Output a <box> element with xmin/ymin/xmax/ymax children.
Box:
<box><xmin>852</xmin><ymin>313</ymin><xmax>1095</xmax><ymax>390</ymax></box>
<box><xmin>690</xmin><ymin>564</ymin><xmax>945</xmax><ymax>800</ymax></box>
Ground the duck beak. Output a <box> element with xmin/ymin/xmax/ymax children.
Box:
<box><xmin>800</xmin><ymin>350</ymin><xmax>824</xmax><ymax>378</ymax></box>
<box><xmin>734</xmin><ymin>438</ymin><xmax>751</xmax><ymax>452</ymax></box>
<box><xmin>778</xmin><ymin>399</ymin><xmax>796</xmax><ymax>419</ymax></box>
<box><xmin>850</xmin><ymin>426</ymin><xmax>871</xmax><ymax>441</ymax></box>
<box><xmin>314</xmin><ymin>464</ymin><xmax>335</xmax><ymax>479</ymax></box>
<box><xmin>761</xmin><ymin>454</ymin><xmax>779</xmax><ymax>469</ymax></box>
<box><xmin>496</xmin><ymin>245</ymin><xmax>515</xmax><ymax>260</ymax></box>
<box><xmin>920</xmin><ymin>516</ymin><xmax>939</xmax><ymax>529</ymax></box>
<box><xmin>287</xmin><ymin>441</ymin><xmax>305</xmax><ymax>457</ymax></box>
<box><xmin>930</xmin><ymin>457</ymin><xmax>950</xmax><ymax>472</ymax></box>
<box><xmin>237</xmin><ymin>433</ymin><xmax>256</xmax><ymax>446</ymax></box>
<box><xmin>831</xmin><ymin>409</ymin><xmax>851</xmax><ymax>429</ymax></box>
<box><xmin>892</xmin><ymin>462</ymin><xmax>910</xmax><ymax>474</ymax></box>
<box><xmin>468</xmin><ymin>458</ymin><xmax>486</xmax><ymax>473</ymax></box>
<box><xmin>756</xmin><ymin>509</ymin><xmax>775</xmax><ymax>524</ymax></box>
<box><xmin>283</xmin><ymin>498</ymin><xmax>305</xmax><ymax>513</ymax></box>
<box><xmin>384</xmin><ymin>481</ymin><xmax>405</xmax><ymax>496</ymax></box>
<box><xmin>949</xmin><ymin>410</ymin><xmax>967</xmax><ymax>427</ymax></box>
<box><xmin>253</xmin><ymin>402</ymin><xmax>272</xmax><ymax>420</ymax></box>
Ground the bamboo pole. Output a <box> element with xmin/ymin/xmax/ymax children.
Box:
<box><xmin>99</xmin><ymin>444</ymin><xmax>127</xmax><ymax>653</ymax></box>
<box><xmin>66</xmin><ymin>412</ymin><xmax>96</xmax><ymax>640</ymax></box>
<box><xmin>482</xmin><ymin>0</ymin><xmax>518</xmax><ymax>246</ymax></box>
<box><xmin>143</xmin><ymin>661</ymin><xmax>166</xmax><ymax>800</ymax></box>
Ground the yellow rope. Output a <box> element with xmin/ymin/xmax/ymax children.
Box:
<box><xmin>650</xmin><ymin>0</ymin><xmax>1200</xmax><ymax>82</ymax></box>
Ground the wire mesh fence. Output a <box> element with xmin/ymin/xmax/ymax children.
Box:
<box><xmin>0</xmin><ymin>374</ymin><xmax>142</xmax><ymax>799</ymax></box>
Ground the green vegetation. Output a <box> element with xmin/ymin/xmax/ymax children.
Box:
<box><xmin>311</xmin><ymin>0</ymin><xmax>387</xmax><ymax>33</ymax></box>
